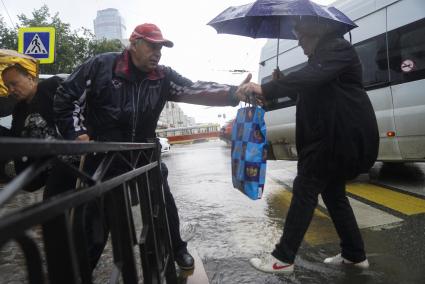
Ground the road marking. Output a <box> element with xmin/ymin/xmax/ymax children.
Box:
<box><xmin>319</xmin><ymin>196</ymin><xmax>403</xmax><ymax>229</ymax></box>
<box><xmin>347</xmin><ymin>183</ymin><xmax>425</xmax><ymax>215</ymax></box>
<box><xmin>266</xmin><ymin>174</ymin><xmax>403</xmax><ymax>246</ymax></box>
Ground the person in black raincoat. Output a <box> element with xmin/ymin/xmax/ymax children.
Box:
<box><xmin>238</xmin><ymin>18</ymin><xmax>379</xmax><ymax>274</ymax></box>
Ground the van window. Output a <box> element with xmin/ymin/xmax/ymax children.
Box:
<box><xmin>354</xmin><ymin>33</ymin><xmax>389</xmax><ymax>89</ymax></box>
<box><xmin>387</xmin><ymin>18</ymin><xmax>425</xmax><ymax>85</ymax></box>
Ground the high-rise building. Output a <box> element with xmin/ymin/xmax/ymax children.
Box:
<box><xmin>93</xmin><ymin>8</ymin><xmax>126</xmax><ymax>41</ymax></box>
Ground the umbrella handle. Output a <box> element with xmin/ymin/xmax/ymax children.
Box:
<box><xmin>276</xmin><ymin>18</ymin><xmax>280</xmax><ymax>68</ymax></box>
<box><xmin>276</xmin><ymin>38</ymin><xmax>280</xmax><ymax>68</ymax></box>
<box><xmin>272</xmin><ymin>67</ymin><xmax>282</xmax><ymax>81</ymax></box>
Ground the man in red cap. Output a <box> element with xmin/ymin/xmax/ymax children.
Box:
<box><xmin>129</xmin><ymin>23</ymin><xmax>174</xmax><ymax>48</ymax></box>
<box><xmin>54</xmin><ymin>23</ymin><xmax>249</xmax><ymax>275</ymax></box>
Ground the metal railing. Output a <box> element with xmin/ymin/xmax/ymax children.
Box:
<box><xmin>0</xmin><ymin>137</ymin><xmax>177</xmax><ymax>284</ymax></box>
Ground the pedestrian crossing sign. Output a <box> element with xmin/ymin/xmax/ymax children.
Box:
<box><xmin>18</xmin><ymin>27</ymin><xmax>56</xmax><ymax>64</ymax></box>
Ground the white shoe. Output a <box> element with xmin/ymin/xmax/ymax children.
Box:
<box><xmin>249</xmin><ymin>254</ymin><xmax>294</xmax><ymax>274</ymax></box>
<box><xmin>324</xmin><ymin>253</ymin><xmax>369</xmax><ymax>269</ymax></box>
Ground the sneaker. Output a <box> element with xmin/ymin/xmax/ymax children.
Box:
<box><xmin>249</xmin><ymin>254</ymin><xmax>294</xmax><ymax>274</ymax></box>
<box><xmin>324</xmin><ymin>253</ymin><xmax>369</xmax><ymax>269</ymax></box>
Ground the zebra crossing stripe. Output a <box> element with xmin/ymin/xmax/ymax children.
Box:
<box><xmin>347</xmin><ymin>183</ymin><xmax>425</xmax><ymax>215</ymax></box>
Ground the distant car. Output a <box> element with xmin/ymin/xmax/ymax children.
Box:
<box><xmin>159</xmin><ymin>137</ymin><xmax>171</xmax><ymax>154</ymax></box>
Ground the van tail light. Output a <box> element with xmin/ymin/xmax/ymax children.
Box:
<box><xmin>387</xmin><ymin>131</ymin><xmax>395</xmax><ymax>137</ymax></box>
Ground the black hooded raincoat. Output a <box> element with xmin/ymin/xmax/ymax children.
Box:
<box><xmin>262</xmin><ymin>35</ymin><xmax>379</xmax><ymax>180</ymax></box>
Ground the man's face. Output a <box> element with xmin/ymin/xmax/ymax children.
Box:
<box><xmin>297</xmin><ymin>32</ymin><xmax>320</xmax><ymax>56</ymax></box>
<box><xmin>2</xmin><ymin>68</ymin><xmax>36</xmax><ymax>101</ymax></box>
<box><xmin>130</xmin><ymin>39</ymin><xmax>163</xmax><ymax>72</ymax></box>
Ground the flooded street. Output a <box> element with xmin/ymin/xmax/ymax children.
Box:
<box><xmin>1</xmin><ymin>139</ymin><xmax>424</xmax><ymax>283</ymax></box>
<box><xmin>164</xmin><ymin>140</ymin><xmax>425</xmax><ymax>284</ymax></box>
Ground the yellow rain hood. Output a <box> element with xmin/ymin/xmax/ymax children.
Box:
<box><xmin>0</xmin><ymin>49</ymin><xmax>39</xmax><ymax>97</ymax></box>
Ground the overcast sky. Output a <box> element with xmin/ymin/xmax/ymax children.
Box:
<box><xmin>1</xmin><ymin>0</ymin><xmax>335</xmax><ymax>124</ymax></box>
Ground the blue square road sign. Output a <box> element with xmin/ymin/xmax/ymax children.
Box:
<box><xmin>18</xmin><ymin>27</ymin><xmax>56</xmax><ymax>64</ymax></box>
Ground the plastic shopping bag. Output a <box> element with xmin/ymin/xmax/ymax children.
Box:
<box><xmin>231</xmin><ymin>106</ymin><xmax>267</xmax><ymax>200</ymax></box>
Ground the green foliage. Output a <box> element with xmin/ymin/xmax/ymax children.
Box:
<box><xmin>0</xmin><ymin>5</ymin><xmax>124</xmax><ymax>74</ymax></box>
<box><xmin>89</xmin><ymin>38</ymin><xmax>124</xmax><ymax>55</ymax></box>
<box><xmin>0</xmin><ymin>17</ymin><xmax>18</xmax><ymax>49</ymax></box>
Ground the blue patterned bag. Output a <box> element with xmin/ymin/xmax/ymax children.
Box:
<box><xmin>231</xmin><ymin>106</ymin><xmax>267</xmax><ymax>200</ymax></box>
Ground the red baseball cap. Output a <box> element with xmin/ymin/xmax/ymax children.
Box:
<box><xmin>130</xmin><ymin>23</ymin><xmax>174</xmax><ymax>48</ymax></box>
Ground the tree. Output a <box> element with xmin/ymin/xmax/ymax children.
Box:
<box><xmin>0</xmin><ymin>5</ymin><xmax>124</xmax><ymax>74</ymax></box>
<box><xmin>89</xmin><ymin>38</ymin><xmax>124</xmax><ymax>56</ymax></box>
<box><xmin>0</xmin><ymin>17</ymin><xmax>17</xmax><ymax>50</ymax></box>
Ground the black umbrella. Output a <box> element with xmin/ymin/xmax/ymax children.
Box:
<box><xmin>208</xmin><ymin>0</ymin><xmax>357</xmax><ymax>66</ymax></box>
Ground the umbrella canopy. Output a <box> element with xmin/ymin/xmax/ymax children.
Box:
<box><xmin>0</xmin><ymin>49</ymin><xmax>39</xmax><ymax>97</ymax></box>
<box><xmin>208</xmin><ymin>0</ymin><xmax>357</xmax><ymax>40</ymax></box>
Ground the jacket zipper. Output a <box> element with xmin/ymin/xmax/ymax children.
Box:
<box><xmin>132</xmin><ymin>79</ymin><xmax>147</xmax><ymax>142</ymax></box>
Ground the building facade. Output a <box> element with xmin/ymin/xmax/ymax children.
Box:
<box><xmin>158</xmin><ymin>102</ymin><xmax>195</xmax><ymax>129</ymax></box>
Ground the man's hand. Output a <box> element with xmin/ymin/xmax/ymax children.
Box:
<box><xmin>234</xmin><ymin>73</ymin><xmax>266</xmax><ymax>106</ymax></box>
<box><xmin>240</xmin><ymin>73</ymin><xmax>252</xmax><ymax>86</ymax></box>
<box><xmin>236</xmin><ymin>82</ymin><xmax>264</xmax><ymax>105</ymax></box>
<box><xmin>272</xmin><ymin>67</ymin><xmax>283</xmax><ymax>80</ymax></box>
<box><xmin>76</xmin><ymin>134</ymin><xmax>90</xmax><ymax>141</ymax></box>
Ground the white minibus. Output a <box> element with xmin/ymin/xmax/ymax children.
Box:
<box><xmin>259</xmin><ymin>0</ymin><xmax>425</xmax><ymax>162</ymax></box>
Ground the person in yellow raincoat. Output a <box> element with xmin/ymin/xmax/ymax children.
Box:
<box><xmin>0</xmin><ymin>50</ymin><xmax>76</xmax><ymax>195</ymax></box>
<box><xmin>0</xmin><ymin>49</ymin><xmax>39</xmax><ymax>96</ymax></box>
<box><xmin>0</xmin><ymin>50</ymin><xmax>39</xmax><ymax>182</ymax></box>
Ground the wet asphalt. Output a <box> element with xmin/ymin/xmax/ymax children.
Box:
<box><xmin>163</xmin><ymin>140</ymin><xmax>425</xmax><ymax>284</ymax></box>
<box><xmin>0</xmin><ymin>139</ymin><xmax>424</xmax><ymax>283</ymax></box>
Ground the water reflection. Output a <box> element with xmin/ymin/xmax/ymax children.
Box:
<box><xmin>265</xmin><ymin>188</ymin><xmax>291</xmax><ymax>222</ymax></box>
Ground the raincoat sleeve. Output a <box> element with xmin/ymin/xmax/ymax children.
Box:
<box><xmin>261</xmin><ymin>39</ymin><xmax>357</xmax><ymax>100</ymax></box>
<box><xmin>164</xmin><ymin>67</ymin><xmax>240</xmax><ymax>107</ymax></box>
<box><xmin>54</xmin><ymin>58</ymin><xmax>98</xmax><ymax>140</ymax></box>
